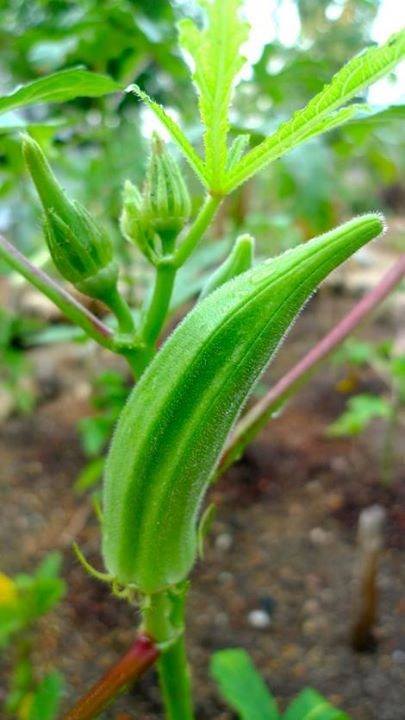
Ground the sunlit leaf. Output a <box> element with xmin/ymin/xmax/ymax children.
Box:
<box><xmin>178</xmin><ymin>0</ymin><xmax>249</xmax><ymax>191</ymax></box>
<box><xmin>0</xmin><ymin>68</ymin><xmax>121</xmax><ymax>116</ymax></box>
<box><xmin>226</xmin><ymin>30</ymin><xmax>405</xmax><ymax>191</ymax></box>
<box><xmin>128</xmin><ymin>84</ymin><xmax>208</xmax><ymax>186</ymax></box>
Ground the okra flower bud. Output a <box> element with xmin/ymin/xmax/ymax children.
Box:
<box><xmin>200</xmin><ymin>233</ymin><xmax>254</xmax><ymax>299</ymax></box>
<box><xmin>145</xmin><ymin>133</ymin><xmax>191</xmax><ymax>245</ymax></box>
<box><xmin>23</xmin><ymin>135</ymin><xmax>118</xmax><ymax>303</ymax></box>
<box><xmin>120</xmin><ymin>180</ymin><xmax>157</xmax><ymax>263</ymax></box>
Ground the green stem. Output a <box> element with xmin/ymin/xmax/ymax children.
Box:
<box><xmin>0</xmin><ymin>234</ymin><xmax>114</xmax><ymax>350</ymax></box>
<box><xmin>140</xmin><ymin>195</ymin><xmax>222</xmax><ymax>354</ymax></box>
<box><xmin>143</xmin><ymin>588</ymin><xmax>194</xmax><ymax>720</ymax></box>
<box><xmin>105</xmin><ymin>286</ymin><xmax>136</xmax><ymax>334</ymax></box>
<box><xmin>157</xmin><ymin>636</ymin><xmax>194</xmax><ymax>720</ymax></box>
<box><xmin>141</xmin><ymin>262</ymin><xmax>177</xmax><ymax>348</ymax></box>
<box><xmin>174</xmin><ymin>194</ymin><xmax>222</xmax><ymax>268</ymax></box>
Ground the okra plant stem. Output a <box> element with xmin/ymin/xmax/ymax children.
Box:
<box><xmin>105</xmin><ymin>286</ymin><xmax>136</xmax><ymax>335</ymax></box>
<box><xmin>174</xmin><ymin>194</ymin><xmax>222</xmax><ymax>268</ymax></box>
<box><xmin>140</xmin><ymin>194</ymin><xmax>222</xmax><ymax>355</ymax></box>
<box><xmin>0</xmin><ymin>234</ymin><xmax>114</xmax><ymax>349</ymax></box>
<box><xmin>157</xmin><ymin>634</ymin><xmax>195</xmax><ymax>720</ymax></box>
<box><xmin>62</xmin><ymin>634</ymin><xmax>159</xmax><ymax>720</ymax></box>
<box><xmin>141</xmin><ymin>261</ymin><xmax>177</xmax><ymax>348</ymax></box>
<box><xmin>143</xmin><ymin>588</ymin><xmax>195</xmax><ymax>720</ymax></box>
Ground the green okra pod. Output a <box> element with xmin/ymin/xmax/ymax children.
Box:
<box><xmin>102</xmin><ymin>214</ymin><xmax>384</xmax><ymax>594</ymax></box>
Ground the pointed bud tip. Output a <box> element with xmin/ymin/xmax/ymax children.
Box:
<box><xmin>21</xmin><ymin>133</ymin><xmax>41</xmax><ymax>162</ymax></box>
<box><xmin>235</xmin><ymin>233</ymin><xmax>255</xmax><ymax>250</ymax></box>
<box><xmin>151</xmin><ymin>132</ymin><xmax>165</xmax><ymax>155</ymax></box>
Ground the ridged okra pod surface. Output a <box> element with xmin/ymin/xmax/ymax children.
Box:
<box><xmin>102</xmin><ymin>215</ymin><xmax>383</xmax><ymax>594</ymax></box>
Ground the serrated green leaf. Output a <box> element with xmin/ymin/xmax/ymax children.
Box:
<box><xmin>178</xmin><ymin>0</ymin><xmax>249</xmax><ymax>191</ymax></box>
<box><xmin>0</xmin><ymin>68</ymin><xmax>120</xmax><ymax>116</ymax></box>
<box><xmin>283</xmin><ymin>688</ymin><xmax>350</xmax><ymax>720</ymax></box>
<box><xmin>211</xmin><ymin>649</ymin><xmax>280</xmax><ymax>720</ymax></box>
<box><xmin>128</xmin><ymin>84</ymin><xmax>208</xmax><ymax>186</ymax></box>
<box><xmin>226</xmin><ymin>30</ymin><xmax>405</xmax><ymax>192</ymax></box>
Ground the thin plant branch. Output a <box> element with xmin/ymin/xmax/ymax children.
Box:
<box><xmin>62</xmin><ymin>634</ymin><xmax>159</xmax><ymax>720</ymax></box>
<box><xmin>219</xmin><ymin>255</ymin><xmax>405</xmax><ymax>475</ymax></box>
<box><xmin>174</xmin><ymin>195</ymin><xmax>222</xmax><ymax>268</ymax></box>
<box><xmin>0</xmin><ymin>234</ymin><xmax>114</xmax><ymax>349</ymax></box>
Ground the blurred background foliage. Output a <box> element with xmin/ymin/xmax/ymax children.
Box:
<box><xmin>0</xmin><ymin>0</ymin><xmax>403</xmax><ymax>275</ymax></box>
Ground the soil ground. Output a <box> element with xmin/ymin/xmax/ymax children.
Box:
<box><xmin>0</xmin><ymin>281</ymin><xmax>404</xmax><ymax>720</ymax></box>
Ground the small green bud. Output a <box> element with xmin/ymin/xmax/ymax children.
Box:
<box><xmin>119</xmin><ymin>180</ymin><xmax>157</xmax><ymax>263</ymax></box>
<box><xmin>145</xmin><ymin>133</ymin><xmax>191</xmax><ymax>244</ymax></box>
<box><xmin>200</xmin><ymin>233</ymin><xmax>255</xmax><ymax>299</ymax></box>
<box><xmin>23</xmin><ymin>135</ymin><xmax>118</xmax><ymax>302</ymax></box>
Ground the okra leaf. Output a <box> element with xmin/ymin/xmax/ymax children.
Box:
<box><xmin>226</xmin><ymin>30</ymin><xmax>405</xmax><ymax>192</ymax></box>
<box><xmin>283</xmin><ymin>688</ymin><xmax>350</xmax><ymax>720</ymax></box>
<box><xmin>211</xmin><ymin>649</ymin><xmax>280</xmax><ymax>720</ymax></box>
<box><xmin>178</xmin><ymin>0</ymin><xmax>249</xmax><ymax>191</ymax></box>
<box><xmin>128</xmin><ymin>84</ymin><xmax>208</xmax><ymax>187</ymax></box>
<box><xmin>0</xmin><ymin>68</ymin><xmax>121</xmax><ymax>115</ymax></box>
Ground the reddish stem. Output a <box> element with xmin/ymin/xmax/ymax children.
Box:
<box><xmin>62</xmin><ymin>634</ymin><xmax>159</xmax><ymax>720</ymax></box>
<box><xmin>220</xmin><ymin>255</ymin><xmax>405</xmax><ymax>474</ymax></box>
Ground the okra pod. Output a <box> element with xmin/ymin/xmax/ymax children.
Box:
<box><xmin>102</xmin><ymin>214</ymin><xmax>383</xmax><ymax>594</ymax></box>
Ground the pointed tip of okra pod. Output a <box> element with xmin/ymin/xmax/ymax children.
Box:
<box><xmin>290</xmin><ymin>213</ymin><xmax>386</xmax><ymax>264</ymax></box>
<box><xmin>355</xmin><ymin>211</ymin><xmax>386</xmax><ymax>237</ymax></box>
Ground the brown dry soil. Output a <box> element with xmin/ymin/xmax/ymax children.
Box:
<box><xmin>0</xmin><ymin>288</ymin><xmax>404</xmax><ymax>720</ymax></box>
